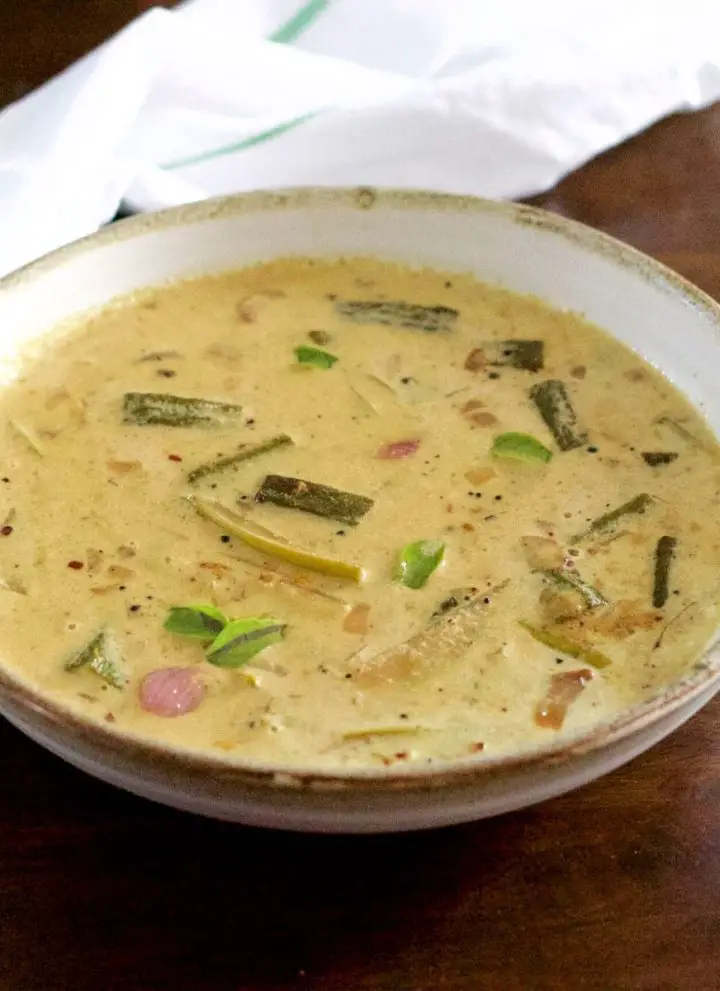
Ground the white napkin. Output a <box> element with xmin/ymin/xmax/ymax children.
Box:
<box><xmin>2</xmin><ymin>0</ymin><xmax>720</xmax><ymax>278</ymax></box>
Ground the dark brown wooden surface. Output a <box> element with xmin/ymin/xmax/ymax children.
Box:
<box><xmin>2</xmin><ymin>5</ymin><xmax>720</xmax><ymax>990</ymax></box>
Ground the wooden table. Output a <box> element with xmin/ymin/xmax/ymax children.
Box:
<box><xmin>3</xmin><ymin>8</ymin><xmax>720</xmax><ymax>989</ymax></box>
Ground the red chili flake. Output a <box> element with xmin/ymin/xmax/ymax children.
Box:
<box><xmin>168</xmin><ymin>454</ymin><xmax>182</xmax><ymax>462</ymax></box>
<box><xmin>394</xmin><ymin>751</ymin><xmax>409</xmax><ymax>760</ymax></box>
<box><xmin>376</xmin><ymin>439</ymin><xmax>421</xmax><ymax>460</ymax></box>
<box><xmin>67</xmin><ymin>560</ymin><xmax>84</xmax><ymax>570</ymax></box>
<box><xmin>0</xmin><ymin>525</ymin><xmax>13</xmax><ymax>536</ymax></box>
<box><xmin>469</xmin><ymin>741</ymin><xmax>485</xmax><ymax>753</ymax></box>
<box><xmin>105</xmin><ymin>712</ymin><xmax>116</xmax><ymax>723</ymax></box>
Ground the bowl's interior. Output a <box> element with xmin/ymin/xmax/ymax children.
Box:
<box><xmin>4</xmin><ymin>189</ymin><xmax>720</xmax><ymax>432</ymax></box>
<box><xmin>1</xmin><ymin>186</ymin><xmax>720</xmax><ymax>779</ymax></box>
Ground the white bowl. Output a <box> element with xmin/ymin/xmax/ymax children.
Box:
<box><xmin>1</xmin><ymin>188</ymin><xmax>719</xmax><ymax>833</ymax></box>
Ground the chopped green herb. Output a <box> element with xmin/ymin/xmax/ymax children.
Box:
<box><xmin>652</xmin><ymin>536</ymin><xmax>677</xmax><ymax>609</ymax></box>
<box><xmin>395</xmin><ymin>540</ymin><xmax>445</xmax><ymax>589</ymax></box>
<box><xmin>206</xmin><ymin>617</ymin><xmax>285</xmax><ymax>668</ymax></box>
<box><xmin>571</xmin><ymin>493</ymin><xmax>652</xmax><ymax>544</ymax></box>
<box><xmin>187</xmin><ymin>434</ymin><xmax>293</xmax><ymax>484</ymax></box>
<box><xmin>255</xmin><ymin>474</ymin><xmax>374</xmax><ymax>527</ymax></box>
<box><xmin>492</xmin><ymin>432</ymin><xmax>553</xmax><ymax>464</ymax></box>
<box><xmin>65</xmin><ymin>629</ymin><xmax>126</xmax><ymax>688</ymax></box>
<box><xmin>123</xmin><ymin>392</ymin><xmax>244</xmax><ymax>427</ymax></box>
<box><xmin>190</xmin><ymin>495</ymin><xmax>365</xmax><ymax>582</ymax></box>
<box><xmin>519</xmin><ymin>621</ymin><xmax>612</xmax><ymax>669</ymax></box>
<box><xmin>335</xmin><ymin>300</ymin><xmax>457</xmax><ymax>333</ymax></box>
<box><xmin>163</xmin><ymin>604</ymin><xmax>228</xmax><ymax>640</ymax></box>
<box><xmin>529</xmin><ymin>380</ymin><xmax>588</xmax><ymax>451</ymax></box>
<box><xmin>294</xmin><ymin>345</ymin><xmax>339</xmax><ymax>369</ymax></box>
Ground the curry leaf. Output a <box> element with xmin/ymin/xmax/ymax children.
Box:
<box><xmin>163</xmin><ymin>604</ymin><xmax>228</xmax><ymax>640</ymax></box>
<box><xmin>492</xmin><ymin>432</ymin><xmax>553</xmax><ymax>464</ymax></box>
<box><xmin>206</xmin><ymin>617</ymin><xmax>285</xmax><ymax>668</ymax></box>
<box><xmin>294</xmin><ymin>345</ymin><xmax>339</xmax><ymax>369</ymax></box>
<box><xmin>395</xmin><ymin>539</ymin><xmax>445</xmax><ymax>589</ymax></box>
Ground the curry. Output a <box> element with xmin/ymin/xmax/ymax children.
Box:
<box><xmin>0</xmin><ymin>257</ymin><xmax>718</xmax><ymax>768</ymax></box>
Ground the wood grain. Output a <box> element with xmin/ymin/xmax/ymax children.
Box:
<box><xmin>2</xmin><ymin>5</ymin><xmax>720</xmax><ymax>989</ymax></box>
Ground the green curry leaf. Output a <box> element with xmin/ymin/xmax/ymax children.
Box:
<box><xmin>395</xmin><ymin>539</ymin><xmax>445</xmax><ymax>590</ymax></box>
<box><xmin>206</xmin><ymin>617</ymin><xmax>286</xmax><ymax>668</ymax></box>
<box><xmin>294</xmin><ymin>345</ymin><xmax>339</xmax><ymax>369</ymax></box>
<box><xmin>492</xmin><ymin>432</ymin><xmax>553</xmax><ymax>464</ymax></box>
<box><xmin>163</xmin><ymin>604</ymin><xmax>229</xmax><ymax>640</ymax></box>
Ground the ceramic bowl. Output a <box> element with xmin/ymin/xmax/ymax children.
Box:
<box><xmin>1</xmin><ymin>188</ymin><xmax>719</xmax><ymax>833</ymax></box>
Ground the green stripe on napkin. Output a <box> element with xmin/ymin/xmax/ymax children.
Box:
<box><xmin>162</xmin><ymin>109</ymin><xmax>323</xmax><ymax>170</ymax></box>
<box><xmin>269</xmin><ymin>0</ymin><xmax>332</xmax><ymax>44</ymax></box>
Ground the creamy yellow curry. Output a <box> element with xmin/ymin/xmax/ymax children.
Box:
<box><xmin>1</xmin><ymin>257</ymin><xmax>719</xmax><ymax>768</ymax></box>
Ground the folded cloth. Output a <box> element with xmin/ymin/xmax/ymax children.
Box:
<box><xmin>1</xmin><ymin>0</ymin><xmax>720</xmax><ymax>277</ymax></box>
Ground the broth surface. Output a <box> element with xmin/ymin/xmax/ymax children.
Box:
<box><xmin>1</xmin><ymin>257</ymin><xmax>719</xmax><ymax>768</ymax></box>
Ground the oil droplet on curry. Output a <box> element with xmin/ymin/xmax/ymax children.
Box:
<box><xmin>1</xmin><ymin>257</ymin><xmax>719</xmax><ymax>768</ymax></box>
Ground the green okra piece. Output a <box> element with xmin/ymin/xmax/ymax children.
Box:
<box><xmin>65</xmin><ymin>629</ymin><xmax>125</xmax><ymax>689</ymax></box>
<box><xmin>335</xmin><ymin>300</ymin><xmax>457</xmax><ymax>333</ymax></box>
<box><xmin>123</xmin><ymin>392</ymin><xmax>244</xmax><ymax>427</ymax></box>
<box><xmin>529</xmin><ymin>379</ymin><xmax>588</xmax><ymax>451</ymax></box>
<box><xmin>641</xmin><ymin>452</ymin><xmax>678</xmax><ymax>466</ymax></box>
<box><xmin>652</xmin><ymin>536</ymin><xmax>677</xmax><ymax>609</ymax></box>
<box><xmin>255</xmin><ymin>474</ymin><xmax>374</xmax><ymax>527</ymax></box>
